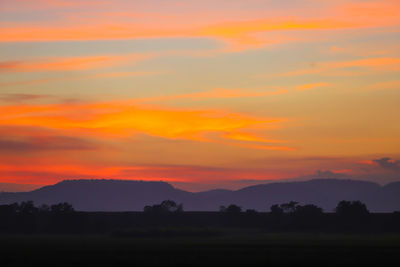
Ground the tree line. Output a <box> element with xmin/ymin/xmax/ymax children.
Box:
<box><xmin>143</xmin><ymin>199</ymin><xmax>370</xmax><ymax>217</ymax></box>
<box><xmin>0</xmin><ymin>199</ymin><xmax>399</xmax><ymax>234</ymax></box>
<box><xmin>218</xmin><ymin>200</ymin><xmax>370</xmax><ymax>217</ymax></box>
<box><xmin>0</xmin><ymin>199</ymin><xmax>371</xmax><ymax>216</ymax></box>
<box><xmin>0</xmin><ymin>201</ymin><xmax>74</xmax><ymax>215</ymax></box>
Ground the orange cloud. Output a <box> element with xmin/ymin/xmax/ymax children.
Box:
<box><xmin>280</xmin><ymin>57</ymin><xmax>400</xmax><ymax>77</ymax></box>
<box><xmin>1</xmin><ymin>0</ymin><xmax>399</xmax><ymax>56</ymax></box>
<box><xmin>332</xmin><ymin>169</ymin><xmax>351</xmax><ymax>174</ymax></box>
<box><xmin>2</xmin><ymin>0</ymin><xmax>108</xmax><ymax>11</ymax></box>
<box><xmin>0</xmin><ymin>16</ymin><xmax>385</xmax><ymax>44</ymax></box>
<box><xmin>137</xmin><ymin>88</ymin><xmax>288</xmax><ymax>102</ymax></box>
<box><xmin>359</xmin><ymin>160</ymin><xmax>375</xmax><ymax>165</ymax></box>
<box><xmin>0</xmin><ymin>54</ymin><xmax>150</xmax><ymax>72</ymax></box>
<box><xmin>296</xmin><ymin>83</ymin><xmax>330</xmax><ymax>91</ymax></box>
<box><xmin>369</xmin><ymin>80</ymin><xmax>400</xmax><ymax>90</ymax></box>
<box><xmin>222</xmin><ymin>132</ymin><xmax>285</xmax><ymax>143</ymax></box>
<box><xmin>0</xmin><ymin>71</ymin><xmax>156</xmax><ymax>88</ymax></box>
<box><xmin>201</xmin><ymin>18</ymin><xmax>356</xmax><ymax>38</ymax></box>
<box><xmin>330</xmin><ymin>57</ymin><xmax>400</xmax><ymax>69</ymax></box>
<box><xmin>89</xmin><ymin>71</ymin><xmax>158</xmax><ymax>79</ymax></box>
<box><xmin>339</xmin><ymin>1</ymin><xmax>400</xmax><ymax>21</ymax></box>
<box><xmin>0</xmin><ymin>101</ymin><xmax>291</xmax><ymax>150</ymax></box>
<box><xmin>232</xmin><ymin>143</ymin><xmax>295</xmax><ymax>151</ymax></box>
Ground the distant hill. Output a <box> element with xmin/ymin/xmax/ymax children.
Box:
<box><xmin>0</xmin><ymin>179</ymin><xmax>399</xmax><ymax>212</ymax></box>
<box><xmin>0</xmin><ymin>182</ymin><xmax>42</xmax><ymax>192</ymax></box>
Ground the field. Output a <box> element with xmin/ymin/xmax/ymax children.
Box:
<box><xmin>1</xmin><ymin>232</ymin><xmax>400</xmax><ymax>266</ymax></box>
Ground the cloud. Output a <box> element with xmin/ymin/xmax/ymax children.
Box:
<box><xmin>231</xmin><ymin>143</ymin><xmax>295</xmax><ymax>151</ymax></box>
<box><xmin>136</xmin><ymin>88</ymin><xmax>288</xmax><ymax>102</ymax></box>
<box><xmin>222</xmin><ymin>132</ymin><xmax>285</xmax><ymax>143</ymax></box>
<box><xmin>280</xmin><ymin>57</ymin><xmax>400</xmax><ymax>77</ymax></box>
<box><xmin>369</xmin><ymin>80</ymin><xmax>400</xmax><ymax>90</ymax></box>
<box><xmin>1</xmin><ymin>0</ymin><xmax>399</xmax><ymax>55</ymax></box>
<box><xmin>338</xmin><ymin>1</ymin><xmax>400</xmax><ymax>20</ymax></box>
<box><xmin>0</xmin><ymin>15</ymin><xmax>387</xmax><ymax>43</ymax></box>
<box><xmin>0</xmin><ymin>54</ymin><xmax>150</xmax><ymax>72</ymax></box>
<box><xmin>1</xmin><ymin>0</ymin><xmax>108</xmax><ymax>11</ymax></box>
<box><xmin>0</xmin><ymin>17</ymin><xmax>367</xmax><ymax>55</ymax></box>
<box><xmin>0</xmin><ymin>94</ymin><xmax>50</xmax><ymax>103</ymax></box>
<box><xmin>296</xmin><ymin>83</ymin><xmax>330</xmax><ymax>91</ymax></box>
<box><xmin>0</xmin><ymin>136</ymin><xmax>98</xmax><ymax>152</ymax></box>
<box><xmin>372</xmin><ymin>157</ymin><xmax>400</xmax><ymax>172</ymax></box>
<box><xmin>0</xmin><ymin>101</ymin><xmax>292</xmax><ymax>150</ymax></box>
<box><xmin>0</xmin><ymin>71</ymin><xmax>155</xmax><ymax>87</ymax></box>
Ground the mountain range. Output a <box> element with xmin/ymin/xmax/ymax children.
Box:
<box><xmin>0</xmin><ymin>179</ymin><xmax>399</xmax><ymax>212</ymax></box>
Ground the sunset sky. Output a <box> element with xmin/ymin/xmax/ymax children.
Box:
<box><xmin>0</xmin><ymin>0</ymin><xmax>399</xmax><ymax>191</ymax></box>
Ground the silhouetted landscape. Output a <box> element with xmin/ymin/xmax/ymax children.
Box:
<box><xmin>2</xmin><ymin>179</ymin><xmax>400</xmax><ymax>266</ymax></box>
<box><xmin>1</xmin><ymin>179</ymin><xmax>399</xmax><ymax>212</ymax></box>
<box><xmin>1</xmin><ymin>195</ymin><xmax>400</xmax><ymax>266</ymax></box>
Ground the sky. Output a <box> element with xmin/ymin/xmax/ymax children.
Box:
<box><xmin>0</xmin><ymin>0</ymin><xmax>399</xmax><ymax>192</ymax></box>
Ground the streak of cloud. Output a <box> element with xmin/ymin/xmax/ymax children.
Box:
<box><xmin>0</xmin><ymin>101</ymin><xmax>292</xmax><ymax>150</ymax></box>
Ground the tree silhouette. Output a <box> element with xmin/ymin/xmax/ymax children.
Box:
<box><xmin>39</xmin><ymin>204</ymin><xmax>50</xmax><ymax>212</ymax></box>
<box><xmin>221</xmin><ymin>204</ymin><xmax>242</xmax><ymax>213</ymax></box>
<box><xmin>270</xmin><ymin>204</ymin><xmax>284</xmax><ymax>216</ymax></box>
<box><xmin>294</xmin><ymin>204</ymin><xmax>323</xmax><ymax>217</ymax></box>
<box><xmin>280</xmin><ymin>201</ymin><xmax>299</xmax><ymax>213</ymax></box>
<box><xmin>335</xmin><ymin>200</ymin><xmax>369</xmax><ymax>217</ymax></box>
<box><xmin>50</xmin><ymin>202</ymin><xmax>75</xmax><ymax>213</ymax></box>
<box><xmin>143</xmin><ymin>200</ymin><xmax>183</xmax><ymax>213</ymax></box>
<box><xmin>160</xmin><ymin>200</ymin><xmax>177</xmax><ymax>211</ymax></box>
<box><xmin>245</xmin><ymin>209</ymin><xmax>258</xmax><ymax>215</ymax></box>
<box><xmin>17</xmin><ymin>201</ymin><xmax>38</xmax><ymax>214</ymax></box>
<box><xmin>176</xmin><ymin>203</ymin><xmax>184</xmax><ymax>213</ymax></box>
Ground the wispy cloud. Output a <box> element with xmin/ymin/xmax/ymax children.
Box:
<box><xmin>0</xmin><ymin>136</ymin><xmax>98</xmax><ymax>152</ymax></box>
<box><xmin>0</xmin><ymin>54</ymin><xmax>151</xmax><ymax>72</ymax></box>
<box><xmin>279</xmin><ymin>57</ymin><xmax>400</xmax><ymax>77</ymax></box>
<box><xmin>296</xmin><ymin>83</ymin><xmax>330</xmax><ymax>91</ymax></box>
<box><xmin>372</xmin><ymin>157</ymin><xmax>400</xmax><ymax>172</ymax></box>
<box><xmin>0</xmin><ymin>93</ymin><xmax>50</xmax><ymax>103</ymax></box>
<box><xmin>0</xmin><ymin>101</ymin><xmax>292</xmax><ymax>150</ymax></box>
<box><xmin>0</xmin><ymin>71</ymin><xmax>156</xmax><ymax>87</ymax></box>
<box><xmin>136</xmin><ymin>88</ymin><xmax>288</xmax><ymax>102</ymax></box>
<box><xmin>369</xmin><ymin>80</ymin><xmax>400</xmax><ymax>90</ymax></box>
<box><xmin>1</xmin><ymin>1</ymin><xmax>398</xmax><ymax>49</ymax></box>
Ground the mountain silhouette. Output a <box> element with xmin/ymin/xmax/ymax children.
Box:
<box><xmin>0</xmin><ymin>179</ymin><xmax>399</xmax><ymax>212</ymax></box>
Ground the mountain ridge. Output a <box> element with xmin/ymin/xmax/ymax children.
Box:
<box><xmin>0</xmin><ymin>178</ymin><xmax>399</xmax><ymax>212</ymax></box>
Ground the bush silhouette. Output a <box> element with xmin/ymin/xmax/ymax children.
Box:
<box><xmin>17</xmin><ymin>201</ymin><xmax>38</xmax><ymax>214</ymax></box>
<box><xmin>245</xmin><ymin>209</ymin><xmax>258</xmax><ymax>215</ymax></box>
<box><xmin>335</xmin><ymin>200</ymin><xmax>369</xmax><ymax>217</ymax></box>
<box><xmin>144</xmin><ymin>200</ymin><xmax>183</xmax><ymax>213</ymax></box>
<box><xmin>51</xmin><ymin>202</ymin><xmax>75</xmax><ymax>213</ymax></box>
<box><xmin>220</xmin><ymin>204</ymin><xmax>242</xmax><ymax>213</ymax></box>
<box><xmin>280</xmin><ymin>201</ymin><xmax>299</xmax><ymax>213</ymax></box>
<box><xmin>294</xmin><ymin>204</ymin><xmax>323</xmax><ymax>217</ymax></box>
<box><xmin>270</xmin><ymin>204</ymin><xmax>284</xmax><ymax>216</ymax></box>
<box><xmin>39</xmin><ymin>204</ymin><xmax>50</xmax><ymax>212</ymax></box>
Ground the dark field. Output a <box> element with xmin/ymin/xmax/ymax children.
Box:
<box><xmin>1</xmin><ymin>232</ymin><xmax>400</xmax><ymax>266</ymax></box>
<box><xmin>2</xmin><ymin>203</ymin><xmax>400</xmax><ymax>266</ymax></box>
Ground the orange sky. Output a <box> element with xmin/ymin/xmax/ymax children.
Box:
<box><xmin>0</xmin><ymin>0</ymin><xmax>399</xmax><ymax>191</ymax></box>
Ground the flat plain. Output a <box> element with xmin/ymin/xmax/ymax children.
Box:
<box><xmin>1</xmin><ymin>232</ymin><xmax>399</xmax><ymax>266</ymax></box>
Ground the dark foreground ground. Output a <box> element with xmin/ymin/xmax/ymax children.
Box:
<box><xmin>1</xmin><ymin>232</ymin><xmax>400</xmax><ymax>266</ymax></box>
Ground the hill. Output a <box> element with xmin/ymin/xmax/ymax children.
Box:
<box><xmin>0</xmin><ymin>179</ymin><xmax>399</xmax><ymax>212</ymax></box>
